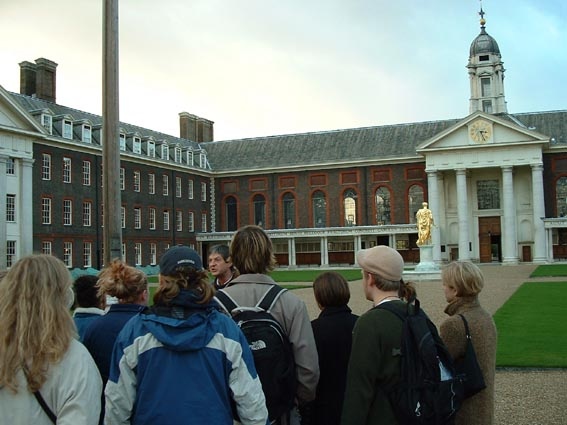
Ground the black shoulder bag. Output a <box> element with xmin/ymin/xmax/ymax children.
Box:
<box><xmin>33</xmin><ymin>390</ymin><xmax>57</xmax><ymax>423</ymax></box>
<box><xmin>454</xmin><ymin>314</ymin><xmax>486</xmax><ymax>399</ymax></box>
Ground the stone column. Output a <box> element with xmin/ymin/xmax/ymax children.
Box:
<box><xmin>288</xmin><ymin>238</ymin><xmax>296</xmax><ymax>267</ymax></box>
<box><xmin>502</xmin><ymin>166</ymin><xmax>519</xmax><ymax>264</ymax></box>
<box><xmin>320</xmin><ymin>236</ymin><xmax>329</xmax><ymax>266</ymax></box>
<box><xmin>456</xmin><ymin>169</ymin><xmax>470</xmax><ymax>260</ymax></box>
<box><xmin>531</xmin><ymin>164</ymin><xmax>547</xmax><ymax>263</ymax></box>
<box><xmin>427</xmin><ymin>170</ymin><xmax>441</xmax><ymax>263</ymax></box>
<box><xmin>0</xmin><ymin>155</ymin><xmax>7</xmax><ymax>269</ymax></box>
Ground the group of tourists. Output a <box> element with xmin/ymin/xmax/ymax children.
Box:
<box><xmin>0</xmin><ymin>224</ymin><xmax>497</xmax><ymax>425</ymax></box>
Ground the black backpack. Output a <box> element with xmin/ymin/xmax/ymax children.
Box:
<box><xmin>377</xmin><ymin>299</ymin><xmax>465</xmax><ymax>425</ymax></box>
<box><xmin>215</xmin><ymin>285</ymin><xmax>296</xmax><ymax>422</ymax></box>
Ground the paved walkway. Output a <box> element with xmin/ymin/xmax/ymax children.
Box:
<box><xmin>293</xmin><ymin>264</ymin><xmax>567</xmax><ymax>425</ymax></box>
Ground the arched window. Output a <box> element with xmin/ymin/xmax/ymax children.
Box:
<box><xmin>283</xmin><ymin>192</ymin><xmax>295</xmax><ymax>229</ymax></box>
<box><xmin>225</xmin><ymin>196</ymin><xmax>237</xmax><ymax>231</ymax></box>
<box><xmin>343</xmin><ymin>189</ymin><xmax>357</xmax><ymax>226</ymax></box>
<box><xmin>408</xmin><ymin>185</ymin><xmax>424</xmax><ymax>224</ymax></box>
<box><xmin>375</xmin><ymin>186</ymin><xmax>391</xmax><ymax>225</ymax></box>
<box><xmin>253</xmin><ymin>194</ymin><xmax>266</xmax><ymax>227</ymax></box>
<box><xmin>556</xmin><ymin>177</ymin><xmax>567</xmax><ymax>217</ymax></box>
<box><xmin>312</xmin><ymin>190</ymin><xmax>327</xmax><ymax>228</ymax></box>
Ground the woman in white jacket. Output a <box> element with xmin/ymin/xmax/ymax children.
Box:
<box><xmin>0</xmin><ymin>254</ymin><xmax>102</xmax><ymax>424</ymax></box>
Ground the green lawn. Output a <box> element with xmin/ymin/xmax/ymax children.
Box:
<box><xmin>530</xmin><ymin>264</ymin><xmax>567</xmax><ymax>277</ymax></box>
<box><xmin>495</xmin><ymin>281</ymin><xmax>567</xmax><ymax>367</ymax></box>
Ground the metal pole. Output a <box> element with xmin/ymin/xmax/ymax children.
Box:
<box><xmin>102</xmin><ymin>0</ymin><xmax>122</xmax><ymax>265</ymax></box>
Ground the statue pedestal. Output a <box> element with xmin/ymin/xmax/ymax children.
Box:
<box><xmin>403</xmin><ymin>244</ymin><xmax>440</xmax><ymax>281</ymax></box>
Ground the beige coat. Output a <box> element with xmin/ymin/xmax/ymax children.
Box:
<box><xmin>440</xmin><ymin>296</ymin><xmax>498</xmax><ymax>425</ymax></box>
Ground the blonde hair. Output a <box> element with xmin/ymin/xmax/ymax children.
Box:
<box><xmin>97</xmin><ymin>259</ymin><xmax>147</xmax><ymax>303</ymax></box>
<box><xmin>155</xmin><ymin>267</ymin><xmax>214</xmax><ymax>305</ymax></box>
<box><xmin>0</xmin><ymin>255</ymin><xmax>75</xmax><ymax>393</ymax></box>
<box><xmin>442</xmin><ymin>261</ymin><xmax>484</xmax><ymax>297</ymax></box>
<box><xmin>230</xmin><ymin>225</ymin><xmax>277</xmax><ymax>274</ymax></box>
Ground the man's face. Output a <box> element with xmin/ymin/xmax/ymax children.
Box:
<box><xmin>208</xmin><ymin>253</ymin><xmax>232</xmax><ymax>277</ymax></box>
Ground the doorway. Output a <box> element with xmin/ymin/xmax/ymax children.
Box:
<box><xmin>479</xmin><ymin>217</ymin><xmax>502</xmax><ymax>263</ymax></box>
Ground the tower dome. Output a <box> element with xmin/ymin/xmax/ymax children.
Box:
<box><xmin>470</xmin><ymin>27</ymin><xmax>501</xmax><ymax>56</ymax></box>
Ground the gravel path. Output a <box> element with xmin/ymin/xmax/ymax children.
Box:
<box><xmin>293</xmin><ymin>264</ymin><xmax>567</xmax><ymax>425</ymax></box>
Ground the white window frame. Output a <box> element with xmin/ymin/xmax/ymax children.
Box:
<box><xmin>187</xmin><ymin>151</ymin><xmax>194</xmax><ymax>166</ymax></box>
<box><xmin>163</xmin><ymin>210</ymin><xmax>170</xmax><ymax>231</ymax></box>
<box><xmin>133</xmin><ymin>136</ymin><xmax>142</xmax><ymax>154</ymax></box>
<box><xmin>82</xmin><ymin>124</ymin><xmax>92</xmax><ymax>143</ymax></box>
<box><xmin>63</xmin><ymin>119</ymin><xmax>73</xmax><ymax>139</ymax></box>
<box><xmin>163</xmin><ymin>175</ymin><xmax>169</xmax><ymax>196</ymax></box>
<box><xmin>82</xmin><ymin>160</ymin><xmax>91</xmax><ymax>185</ymax></box>
<box><xmin>83</xmin><ymin>201</ymin><xmax>92</xmax><ymax>227</ymax></box>
<box><xmin>7</xmin><ymin>240</ymin><xmax>16</xmax><ymax>268</ymax></box>
<box><xmin>6</xmin><ymin>158</ymin><xmax>15</xmax><ymax>175</ymax></box>
<box><xmin>149</xmin><ymin>207</ymin><xmax>156</xmax><ymax>230</ymax></box>
<box><xmin>121</xmin><ymin>206</ymin><xmax>126</xmax><ymax>228</ymax></box>
<box><xmin>175</xmin><ymin>146</ymin><xmax>182</xmax><ymax>163</ymax></box>
<box><xmin>41</xmin><ymin>114</ymin><xmax>52</xmax><ymax>134</ymax></box>
<box><xmin>176</xmin><ymin>210</ymin><xmax>183</xmax><ymax>231</ymax></box>
<box><xmin>42</xmin><ymin>241</ymin><xmax>52</xmax><ymax>255</ymax></box>
<box><xmin>150</xmin><ymin>243</ymin><xmax>157</xmax><ymax>265</ymax></box>
<box><xmin>188</xmin><ymin>211</ymin><xmax>194</xmax><ymax>232</ymax></box>
<box><xmin>201</xmin><ymin>182</ymin><xmax>207</xmax><ymax>201</ymax></box>
<box><xmin>83</xmin><ymin>242</ymin><xmax>92</xmax><ymax>268</ymax></box>
<box><xmin>176</xmin><ymin>177</ymin><xmax>182</xmax><ymax>198</ymax></box>
<box><xmin>120</xmin><ymin>167</ymin><xmax>125</xmax><ymax>190</ymax></box>
<box><xmin>63</xmin><ymin>242</ymin><xmax>73</xmax><ymax>267</ymax></box>
<box><xmin>134</xmin><ymin>207</ymin><xmax>142</xmax><ymax>229</ymax></box>
<box><xmin>161</xmin><ymin>143</ymin><xmax>169</xmax><ymax>160</ymax></box>
<box><xmin>6</xmin><ymin>194</ymin><xmax>16</xmax><ymax>222</ymax></box>
<box><xmin>199</xmin><ymin>152</ymin><xmax>206</xmax><ymax>168</ymax></box>
<box><xmin>42</xmin><ymin>154</ymin><xmax>51</xmax><ymax>180</ymax></box>
<box><xmin>63</xmin><ymin>199</ymin><xmax>73</xmax><ymax>226</ymax></box>
<box><xmin>63</xmin><ymin>157</ymin><xmax>72</xmax><ymax>183</ymax></box>
<box><xmin>135</xmin><ymin>243</ymin><xmax>142</xmax><ymax>266</ymax></box>
<box><xmin>134</xmin><ymin>171</ymin><xmax>141</xmax><ymax>192</ymax></box>
<box><xmin>119</xmin><ymin>133</ymin><xmax>126</xmax><ymax>151</ymax></box>
<box><xmin>147</xmin><ymin>140</ymin><xmax>156</xmax><ymax>158</ymax></box>
<box><xmin>201</xmin><ymin>212</ymin><xmax>207</xmax><ymax>232</ymax></box>
<box><xmin>42</xmin><ymin>198</ymin><xmax>52</xmax><ymax>224</ymax></box>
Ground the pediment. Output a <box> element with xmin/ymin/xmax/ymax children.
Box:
<box><xmin>0</xmin><ymin>84</ymin><xmax>46</xmax><ymax>133</ymax></box>
<box><xmin>417</xmin><ymin>111</ymin><xmax>549</xmax><ymax>153</ymax></box>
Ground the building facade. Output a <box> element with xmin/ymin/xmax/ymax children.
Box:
<box><xmin>1</xmin><ymin>14</ymin><xmax>567</xmax><ymax>270</ymax></box>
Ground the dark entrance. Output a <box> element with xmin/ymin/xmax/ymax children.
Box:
<box><xmin>479</xmin><ymin>217</ymin><xmax>502</xmax><ymax>263</ymax></box>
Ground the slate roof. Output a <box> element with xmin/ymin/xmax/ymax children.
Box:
<box><xmin>9</xmin><ymin>92</ymin><xmax>202</xmax><ymax>150</ymax></box>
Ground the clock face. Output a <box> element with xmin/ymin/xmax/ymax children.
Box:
<box><xmin>469</xmin><ymin>119</ymin><xmax>493</xmax><ymax>143</ymax></box>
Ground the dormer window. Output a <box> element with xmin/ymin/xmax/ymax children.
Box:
<box><xmin>199</xmin><ymin>152</ymin><xmax>207</xmax><ymax>168</ymax></box>
<box><xmin>133</xmin><ymin>136</ymin><xmax>142</xmax><ymax>154</ymax></box>
<box><xmin>41</xmin><ymin>114</ymin><xmax>52</xmax><ymax>135</ymax></box>
<box><xmin>119</xmin><ymin>133</ymin><xmax>126</xmax><ymax>151</ymax></box>
<box><xmin>187</xmin><ymin>150</ymin><xmax>194</xmax><ymax>166</ymax></box>
<box><xmin>175</xmin><ymin>146</ymin><xmax>182</xmax><ymax>163</ymax></box>
<box><xmin>62</xmin><ymin>119</ymin><xmax>73</xmax><ymax>139</ymax></box>
<box><xmin>82</xmin><ymin>124</ymin><xmax>92</xmax><ymax>143</ymax></box>
<box><xmin>147</xmin><ymin>140</ymin><xmax>155</xmax><ymax>158</ymax></box>
<box><xmin>161</xmin><ymin>143</ymin><xmax>169</xmax><ymax>160</ymax></box>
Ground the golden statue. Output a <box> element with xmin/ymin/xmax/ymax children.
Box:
<box><xmin>416</xmin><ymin>202</ymin><xmax>433</xmax><ymax>246</ymax></box>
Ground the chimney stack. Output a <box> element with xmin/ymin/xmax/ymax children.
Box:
<box><xmin>179</xmin><ymin>112</ymin><xmax>214</xmax><ymax>142</ymax></box>
<box><xmin>19</xmin><ymin>58</ymin><xmax>58</xmax><ymax>102</ymax></box>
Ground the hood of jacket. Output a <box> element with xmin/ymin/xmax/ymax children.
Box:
<box><xmin>140</xmin><ymin>289</ymin><xmax>222</xmax><ymax>352</ymax></box>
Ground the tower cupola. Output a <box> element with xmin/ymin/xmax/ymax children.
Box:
<box><xmin>467</xmin><ymin>7</ymin><xmax>507</xmax><ymax>114</ymax></box>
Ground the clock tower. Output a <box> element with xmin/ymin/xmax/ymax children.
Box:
<box><xmin>467</xmin><ymin>7</ymin><xmax>508</xmax><ymax>115</ymax></box>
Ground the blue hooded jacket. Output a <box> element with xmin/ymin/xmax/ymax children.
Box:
<box><xmin>104</xmin><ymin>290</ymin><xmax>268</xmax><ymax>425</ymax></box>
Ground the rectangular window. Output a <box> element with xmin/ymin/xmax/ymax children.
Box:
<box><xmin>83</xmin><ymin>124</ymin><xmax>92</xmax><ymax>143</ymax></box>
<box><xmin>176</xmin><ymin>177</ymin><xmax>182</xmax><ymax>198</ymax></box>
<box><xmin>477</xmin><ymin>180</ymin><xmax>500</xmax><ymax>209</ymax></box>
<box><xmin>41</xmin><ymin>114</ymin><xmax>52</xmax><ymax>134</ymax></box>
<box><xmin>134</xmin><ymin>207</ymin><xmax>142</xmax><ymax>229</ymax></box>
<box><xmin>201</xmin><ymin>212</ymin><xmax>207</xmax><ymax>232</ymax></box>
<box><xmin>481</xmin><ymin>77</ymin><xmax>491</xmax><ymax>97</ymax></box>
<box><xmin>482</xmin><ymin>100</ymin><xmax>493</xmax><ymax>114</ymax></box>
<box><xmin>120</xmin><ymin>168</ymin><xmax>125</xmax><ymax>190</ymax></box>
<box><xmin>122</xmin><ymin>243</ymin><xmax>126</xmax><ymax>263</ymax></box>
<box><xmin>63</xmin><ymin>199</ymin><xmax>73</xmax><ymax>225</ymax></box>
<box><xmin>150</xmin><ymin>243</ymin><xmax>157</xmax><ymax>265</ymax></box>
<box><xmin>83</xmin><ymin>201</ymin><xmax>92</xmax><ymax>226</ymax></box>
<box><xmin>161</xmin><ymin>144</ymin><xmax>169</xmax><ymax>160</ymax></box>
<box><xmin>163</xmin><ymin>210</ymin><xmax>170</xmax><ymax>230</ymax></box>
<box><xmin>176</xmin><ymin>210</ymin><xmax>183</xmax><ymax>231</ymax></box>
<box><xmin>41</xmin><ymin>198</ymin><xmax>52</xmax><ymax>224</ymax></box>
<box><xmin>7</xmin><ymin>241</ymin><xmax>16</xmax><ymax>268</ymax></box>
<box><xmin>63</xmin><ymin>119</ymin><xmax>73</xmax><ymax>139</ymax></box>
<box><xmin>119</xmin><ymin>133</ymin><xmax>126</xmax><ymax>151</ymax></box>
<box><xmin>83</xmin><ymin>242</ymin><xmax>92</xmax><ymax>267</ymax></box>
<box><xmin>200</xmin><ymin>152</ymin><xmax>206</xmax><ymax>168</ymax></box>
<box><xmin>201</xmin><ymin>182</ymin><xmax>207</xmax><ymax>201</ymax></box>
<box><xmin>135</xmin><ymin>243</ymin><xmax>142</xmax><ymax>265</ymax></box>
<box><xmin>147</xmin><ymin>141</ymin><xmax>155</xmax><ymax>158</ymax></box>
<box><xmin>42</xmin><ymin>154</ymin><xmax>51</xmax><ymax>180</ymax></box>
<box><xmin>149</xmin><ymin>173</ymin><xmax>155</xmax><ymax>194</ymax></box>
<box><xmin>63</xmin><ymin>242</ymin><xmax>73</xmax><ymax>267</ymax></box>
<box><xmin>121</xmin><ymin>206</ymin><xmax>126</xmax><ymax>228</ymax></box>
<box><xmin>187</xmin><ymin>151</ymin><xmax>194</xmax><ymax>166</ymax></box>
<box><xmin>175</xmin><ymin>146</ymin><xmax>182</xmax><ymax>163</ymax></box>
<box><xmin>188</xmin><ymin>211</ymin><xmax>194</xmax><ymax>232</ymax></box>
<box><xmin>134</xmin><ymin>171</ymin><xmax>141</xmax><ymax>192</ymax></box>
<box><xmin>6</xmin><ymin>158</ymin><xmax>15</xmax><ymax>175</ymax></box>
<box><xmin>188</xmin><ymin>179</ymin><xmax>194</xmax><ymax>199</ymax></box>
<box><xmin>133</xmin><ymin>136</ymin><xmax>142</xmax><ymax>154</ymax></box>
<box><xmin>149</xmin><ymin>208</ymin><xmax>156</xmax><ymax>230</ymax></box>
<box><xmin>163</xmin><ymin>175</ymin><xmax>169</xmax><ymax>196</ymax></box>
<box><xmin>82</xmin><ymin>160</ymin><xmax>91</xmax><ymax>185</ymax></box>
<box><xmin>6</xmin><ymin>195</ymin><xmax>15</xmax><ymax>222</ymax></box>
<box><xmin>63</xmin><ymin>157</ymin><xmax>72</xmax><ymax>183</ymax></box>
<box><xmin>42</xmin><ymin>241</ymin><xmax>52</xmax><ymax>255</ymax></box>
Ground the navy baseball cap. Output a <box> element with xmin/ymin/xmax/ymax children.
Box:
<box><xmin>159</xmin><ymin>246</ymin><xmax>204</xmax><ymax>275</ymax></box>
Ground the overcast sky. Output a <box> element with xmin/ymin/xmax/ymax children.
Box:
<box><xmin>1</xmin><ymin>0</ymin><xmax>565</xmax><ymax>141</ymax></box>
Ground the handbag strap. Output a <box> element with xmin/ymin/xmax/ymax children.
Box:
<box><xmin>458</xmin><ymin>314</ymin><xmax>472</xmax><ymax>340</ymax></box>
<box><xmin>33</xmin><ymin>390</ymin><xmax>57</xmax><ymax>424</ymax></box>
